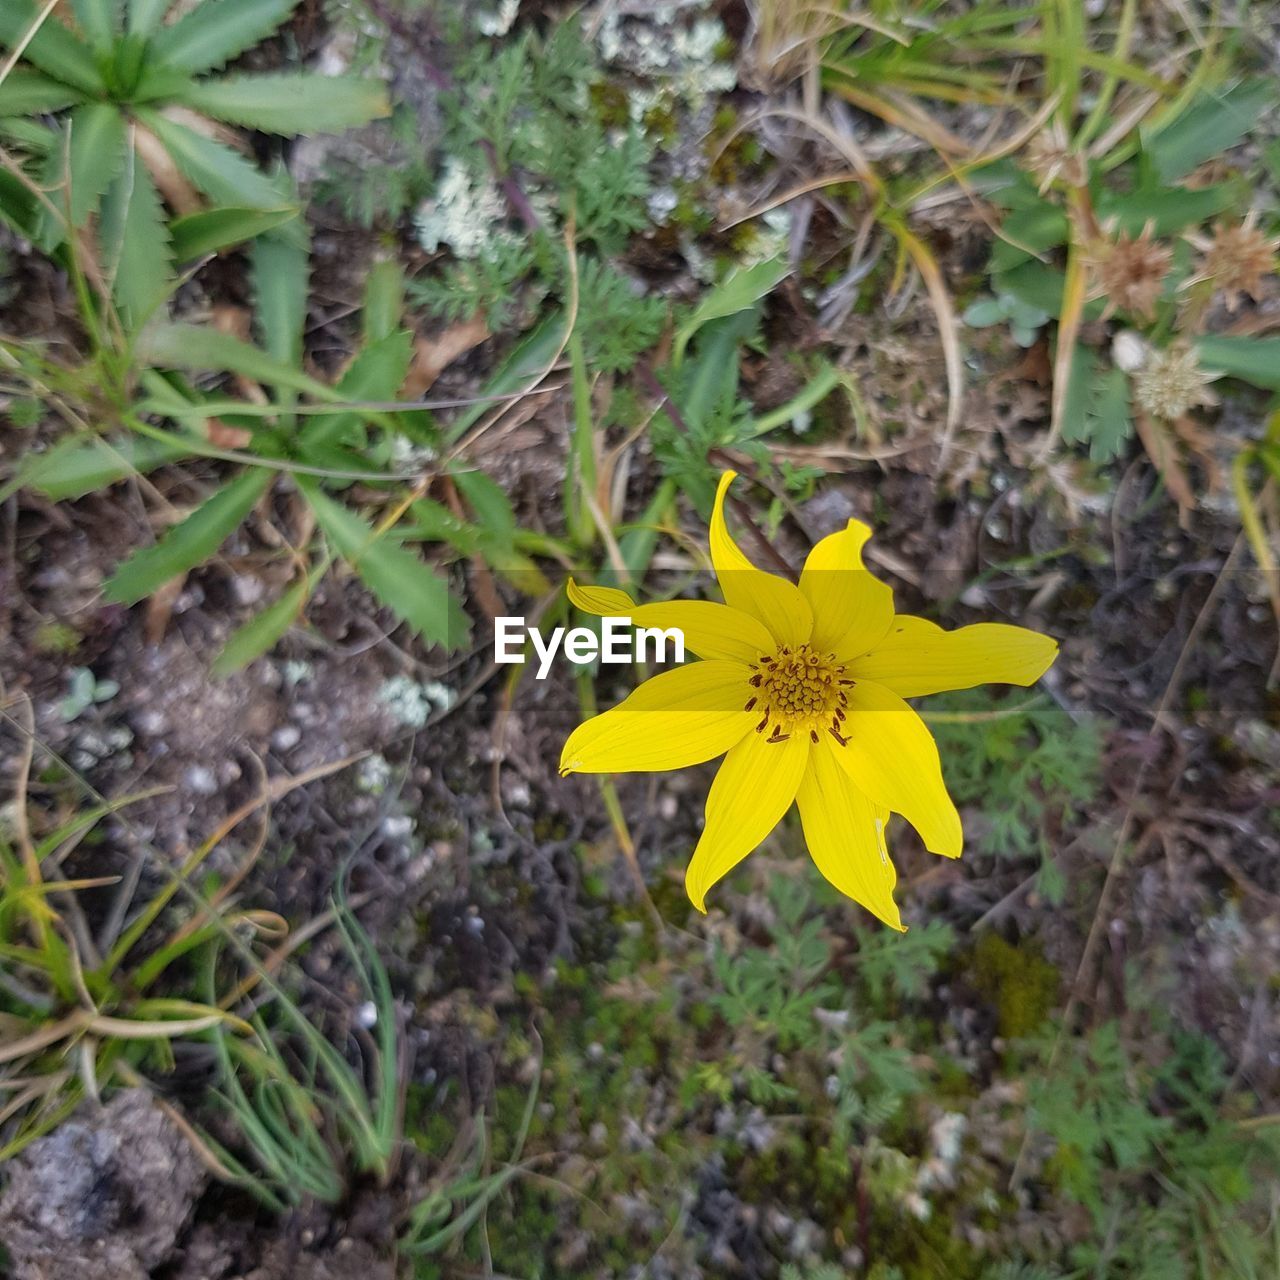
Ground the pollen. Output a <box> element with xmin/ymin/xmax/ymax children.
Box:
<box><xmin>748</xmin><ymin>644</ymin><xmax>852</xmax><ymax>744</ymax></box>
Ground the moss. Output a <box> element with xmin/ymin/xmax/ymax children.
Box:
<box><xmin>641</xmin><ymin>100</ymin><xmax>679</xmax><ymax>145</ymax></box>
<box><xmin>33</xmin><ymin>622</ymin><xmax>81</xmax><ymax>654</ymax></box>
<box><xmin>589</xmin><ymin>80</ymin><xmax>631</xmax><ymax>130</ymax></box>
<box><xmin>970</xmin><ymin>932</ymin><xmax>1061</xmax><ymax>1040</ymax></box>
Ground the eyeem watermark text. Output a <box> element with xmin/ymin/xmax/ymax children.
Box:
<box><xmin>494</xmin><ymin>617</ymin><xmax>685</xmax><ymax>679</ymax></box>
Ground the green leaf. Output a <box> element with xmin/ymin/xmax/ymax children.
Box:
<box><xmin>0</xmin><ymin>68</ymin><xmax>85</xmax><ymax>115</ymax></box>
<box><xmin>1197</xmin><ymin>335</ymin><xmax>1280</xmax><ymax>391</ymax></box>
<box><xmin>1097</xmin><ymin>183</ymin><xmax>1236</xmax><ymax>236</ymax></box>
<box><xmin>990</xmin><ymin>202</ymin><xmax>1069</xmax><ymax>272</ymax></box>
<box><xmin>169</xmin><ymin>205</ymin><xmax>298</xmax><ymax>260</ymax></box>
<box><xmin>70</xmin><ymin>0</ymin><xmax>119</xmax><ymax>51</ymax></box>
<box><xmin>21</xmin><ymin>434</ymin><xmax>193</xmax><ymax>500</ymax></box>
<box><xmin>444</xmin><ymin>311</ymin><xmax>565</xmax><ymax>444</ymax></box>
<box><xmin>672</xmin><ymin>256</ymin><xmax>789</xmax><ymax>365</ymax></box>
<box><xmin>1057</xmin><ymin>343</ymin><xmax>1095</xmax><ymax>449</ymax></box>
<box><xmin>0</xmin><ymin>2</ymin><xmax>104</xmax><ymax>94</ymax></box>
<box><xmin>363</xmin><ymin>258</ymin><xmax>405</xmax><ymax>345</ymax></box>
<box><xmin>138</xmin><ymin>322</ymin><xmax>336</xmax><ymax>399</ymax></box>
<box><xmin>100</xmin><ymin>148</ymin><xmax>172</xmax><ymax>325</ymax></box>
<box><xmin>303</xmin><ymin>331</ymin><xmax>414</xmax><ymax>455</ymax></box>
<box><xmin>1061</xmin><ymin>361</ymin><xmax>1131</xmax><ymax>463</ymax></box>
<box><xmin>962</xmin><ymin>298</ymin><xmax>1005</xmax><ymax>327</ymax></box>
<box><xmin>126</xmin><ymin>0</ymin><xmax>171</xmax><ymax>36</ymax></box>
<box><xmin>138</xmin><ymin>110</ymin><xmax>305</xmax><ymax>242</ymax></box>
<box><xmin>1146</xmin><ymin>80</ymin><xmax>1274</xmax><ymax>183</ymax></box>
<box><xmin>250</xmin><ymin>231</ymin><xmax>308</xmax><ymax>376</ymax></box>
<box><xmin>150</xmin><ymin>0</ymin><xmax>300</xmax><ymax>74</ymax></box>
<box><xmin>104</xmin><ymin>468</ymin><xmax>273</xmax><ymax>604</ymax></box>
<box><xmin>302</xmin><ymin>485</ymin><xmax>469</xmax><ymax>650</ymax></box>
<box><xmin>453</xmin><ymin>469</ymin><xmax>515</xmax><ymax>544</ymax></box>
<box><xmin>171</xmin><ymin>73</ymin><xmax>390</xmax><ymax>136</ymax></box>
<box><xmin>66</xmin><ymin>102</ymin><xmax>126</xmax><ymax>226</ymax></box>
<box><xmin>0</xmin><ymin>168</ymin><xmax>39</xmax><ymax>238</ymax></box>
<box><xmin>1086</xmin><ymin>366</ymin><xmax>1132</xmax><ymax>463</ymax></box>
<box><xmin>212</xmin><ymin>575</ymin><xmax>312</xmax><ymax>677</ymax></box>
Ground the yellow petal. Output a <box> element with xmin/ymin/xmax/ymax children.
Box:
<box><xmin>850</xmin><ymin>615</ymin><xmax>1058</xmax><ymax>698</ymax></box>
<box><xmin>831</xmin><ymin>678</ymin><xmax>963</xmax><ymax>858</ymax></box>
<box><xmin>560</xmin><ymin>660</ymin><xmax>753</xmax><ymax>775</ymax></box>
<box><xmin>685</xmin><ymin>731</ymin><xmax>808</xmax><ymax>911</ymax></box>
<box><xmin>798</xmin><ymin>519</ymin><xmax>895</xmax><ymax>658</ymax></box>
<box><xmin>796</xmin><ymin>739</ymin><xmax>904</xmax><ymax>931</ymax></box>
<box><xmin>710</xmin><ymin>471</ymin><xmax>812</xmax><ymax>648</ymax></box>
<box><xmin>567</xmin><ymin>579</ymin><xmax>774</xmax><ymax>664</ymax></box>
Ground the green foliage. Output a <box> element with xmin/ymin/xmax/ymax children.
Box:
<box><xmin>404</xmin><ymin>17</ymin><xmax>662</xmax><ymax>376</ymax></box>
<box><xmin>969</xmin><ymin>932</ymin><xmax>1060</xmax><ymax>1039</ymax></box>
<box><xmin>0</xmin><ymin>0</ymin><xmax>388</xmax><ymax>323</ymax></box>
<box><xmin>854</xmin><ymin>918</ymin><xmax>954</xmax><ymax>1006</ymax></box>
<box><xmin>0</xmin><ymin>726</ymin><xmax>242</xmax><ymax>1158</ymax></box>
<box><xmin>22</xmin><ymin>250</ymin><xmax>475</xmax><ymax>664</ymax></box>
<box><xmin>928</xmin><ymin>692</ymin><xmax>1101</xmax><ymax>880</ymax></box>
<box><xmin>1024</xmin><ymin>1012</ymin><xmax>1279</xmax><ymax>1278</ymax></box>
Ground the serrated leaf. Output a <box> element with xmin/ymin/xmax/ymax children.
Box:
<box><xmin>453</xmin><ymin>469</ymin><xmax>515</xmax><ymax>544</ymax></box>
<box><xmin>302</xmin><ymin>485</ymin><xmax>469</xmax><ymax>650</ymax></box>
<box><xmin>1063</xmin><ymin>362</ymin><xmax>1131</xmax><ymax>463</ymax></box>
<box><xmin>1147</xmin><ymin>80</ymin><xmax>1274</xmax><ymax>183</ymax></box>
<box><xmin>20</xmin><ymin>434</ymin><xmax>193</xmax><ymax>500</ymax></box>
<box><xmin>126</xmin><ymin>0</ymin><xmax>171</xmax><ymax>36</ymax></box>
<box><xmin>673</xmin><ymin>257</ymin><xmax>789</xmax><ymax>366</ymax></box>
<box><xmin>1097</xmin><ymin>183</ymin><xmax>1236</xmax><ymax>236</ymax></box>
<box><xmin>363</xmin><ymin>258</ymin><xmax>405</xmax><ymax>345</ymax></box>
<box><xmin>302</xmin><ymin>330</ymin><xmax>414</xmax><ymax>456</ymax></box>
<box><xmin>1197</xmin><ymin>335</ymin><xmax>1280</xmax><ymax>391</ymax></box>
<box><xmin>100</xmin><ymin>148</ymin><xmax>173</xmax><ymax>326</ymax></box>
<box><xmin>0</xmin><ymin>68</ymin><xmax>85</xmax><ymax>115</ymax></box>
<box><xmin>104</xmin><ymin>468</ymin><xmax>273</xmax><ymax>604</ymax></box>
<box><xmin>1056</xmin><ymin>342</ymin><xmax>1095</xmax><ymax>449</ymax></box>
<box><xmin>71</xmin><ymin>0</ymin><xmax>119</xmax><ymax>51</ymax></box>
<box><xmin>138</xmin><ymin>322</ymin><xmax>335</xmax><ymax>399</ymax></box>
<box><xmin>169</xmin><ymin>205</ymin><xmax>297</xmax><ymax>260</ymax></box>
<box><xmin>212</xmin><ymin>575</ymin><xmax>311</xmax><ymax>676</ymax></box>
<box><xmin>0</xmin><ymin>2</ymin><xmax>104</xmax><ymax>94</ymax></box>
<box><xmin>66</xmin><ymin>102</ymin><xmax>126</xmax><ymax>226</ymax></box>
<box><xmin>150</xmin><ymin>0</ymin><xmax>300</xmax><ymax>74</ymax></box>
<box><xmin>138</xmin><ymin>110</ymin><xmax>305</xmax><ymax>243</ymax></box>
<box><xmin>171</xmin><ymin>72</ymin><xmax>390</xmax><ymax>136</ymax></box>
<box><xmin>250</xmin><ymin>232</ymin><xmax>307</xmax><ymax>370</ymax></box>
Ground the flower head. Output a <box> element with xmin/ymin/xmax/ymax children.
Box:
<box><xmin>1196</xmin><ymin>213</ymin><xmax>1278</xmax><ymax>310</ymax></box>
<box><xmin>1133</xmin><ymin>343</ymin><xmax>1218</xmax><ymax>420</ymax></box>
<box><xmin>1024</xmin><ymin>121</ymin><xmax>1087</xmax><ymax>193</ymax></box>
<box><xmin>560</xmin><ymin>473</ymin><xmax>1058</xmax><ymax>929</ymax></box>
<box><xmin>1084</xmin><ymin>225</ymin><xmax>1173</xmax><ymax>321</ymax></box>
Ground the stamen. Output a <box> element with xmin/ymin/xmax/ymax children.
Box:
<box><xmin>745</xmin><ymin>697</ymin><xmax>757</xmax><ymax>712</ymax></box>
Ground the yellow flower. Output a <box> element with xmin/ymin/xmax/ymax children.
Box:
<box><xmin>559</xmin><ymin>472</ymin><xmax>1058</xmax><ymax>929</ymax></box>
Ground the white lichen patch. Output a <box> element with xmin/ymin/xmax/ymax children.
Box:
<box><xmin>378</xmin><ymin>675</ymin><xmax>457</xmax><ymax>729</ymax></box>
<box><xmin>415</xmin><ymin>158</ymin><xmax>513</xmax><ymax>260</ymax></box>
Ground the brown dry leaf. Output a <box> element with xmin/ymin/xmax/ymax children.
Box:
<box><xmin>1133</xmin><ymin>409</ymin><xmax>1196</xmax><ymax>526</ymax></box>
<box><xmin>403</xmin><ymin>315</ymin><xmax>490</xmax><ymax>397</ymax></box>
<box><xmin>133</xmin><ymin>125</ymin><xmax>202</xmax><ymax>216</ymax></box>
<box><xmin>206</xmin><ymin>420</ymin><xmax>253</xmax><ymax>448</ymax></box>
<box><xmin>144</xmin><ymin>574</ymin><xmax>186</xmax><ymax>646</ymax></box>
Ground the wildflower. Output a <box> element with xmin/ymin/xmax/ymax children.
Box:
<box><xmin>1084</xmin><ymin>225</ymin><xmax>1173</xmax><ymax>321</ymax></box>
<box><xmin>1133</xmin><ymin>343</ymin><xmax>1218</xmax><ymax>420</ymax></box>
<box><xmin>559</xmin><ymin>473</ymin><xmax>1058</xmax><ymax>928</ymax></box>
<box><xmin>1024</xmin><ymin>121</ymin><xmax>1087</xmax><ymax>194</ymax></box>
<box><xmin>1193</xmin><ymin>213</ymin><xmax>1278</xmax><ymax>310</ymax></box>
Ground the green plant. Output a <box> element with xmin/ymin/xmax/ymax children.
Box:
<box><xmin>0</xmin><ymin>695</ymin><xmax>246</xmax><ymax>1157</ymax></box>
<box><xmin>928</xmin><ymin>691</ymin><xmax>1101</xmax><ymax>895</ymax></box>
<box><xmin>57</xmin><ymin>665</ymin><xmax>120</xmax><ymax>720</ymax></box>
<box><xmin>0</xmin><ymin>0</ymin><xmax>388</xmax><ymax>323</ymax></box>
<box><xmin>200</xmin><ymin>879</ymin><xmax>402</xmax><ymax>1210</ymax></box>
<box><xmin>407</xmin><ymin>16</ymin><xmax>660</xmax><ymax>373</ymax></box>
<box><xmin>1024</xmin><ymin>1015</ymin><xmax>1280</xmax><ymax>1278</ymax></box>
<box><xmin>18</xmin><ymin>252</ymin><xmax>481</xmax><ymax>668</ymax></box>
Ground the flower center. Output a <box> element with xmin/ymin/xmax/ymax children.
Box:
<box><xmin>746</xmin><ymin>644</ymin><xmax>853</xmax><ymax>745</ymax></box>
